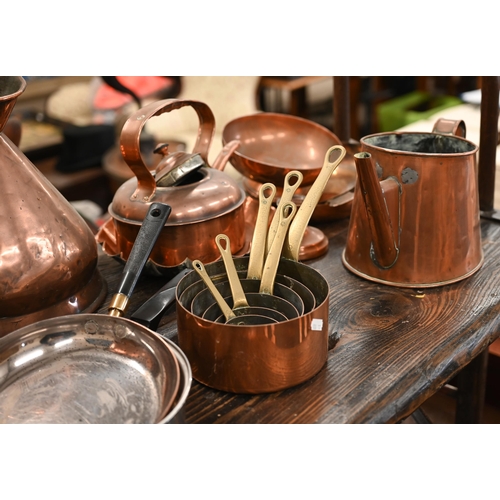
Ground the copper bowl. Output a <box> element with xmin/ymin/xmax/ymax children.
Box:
<box><xmin>222</xmin><ymin>112</ymin><xmax>343</xmax><ymax>186</ymax></box>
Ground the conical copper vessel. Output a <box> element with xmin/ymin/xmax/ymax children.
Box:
<box><xmin>0</xmin><ymin>77</ymin><xmax>106</xmax><ymax>336</ymax></box>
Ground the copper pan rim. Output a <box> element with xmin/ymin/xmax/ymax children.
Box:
<box><xmin>361</xmin><ymin>131</ymin><xmax>479</xmax><ymax>156</ymax></box>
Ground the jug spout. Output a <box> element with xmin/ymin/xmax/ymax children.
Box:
<box><xmin>354</xmin><ymin>152</ymin><xmax>400</xmax><ymax>269</ymax></box>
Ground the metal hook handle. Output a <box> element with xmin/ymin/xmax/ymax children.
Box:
<box><xmin>267</xmin><ymin>171</ymin><xmax>303</xmax><ymax>255</ymax></box>
<box><xmin>260</xmin><ymin>202</ymin><xmax>297</xmax><ymax>295</ymax></box>
<box><xmin>247</xmin><ymin>183</ymin><xmax>276</xmax><ymax>280</ymax></box>
<box><xmin>192</xmin><ymin>259</ymin><xmax>235</xmax><ymax>321</ymax></box>
<box><xmin>216</xmin><ymin>234</ymin><xmax>248</xmax><ymax>309</ymax></box>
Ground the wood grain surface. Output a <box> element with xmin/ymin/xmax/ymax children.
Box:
<box><xmin>97</xmin><ymin>218</ymin><xmax>500</xmax><ymax>423</ymax></box>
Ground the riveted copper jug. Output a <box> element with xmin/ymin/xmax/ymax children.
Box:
<box><xmin>342</xmin><ymin>119</ymin><xmax>483</xmax><ymax>288</ymax></box>
<box><xmin>0</xmin><ymin>77</ymin><xmax>106</xmax><ymax>336</ymax></box>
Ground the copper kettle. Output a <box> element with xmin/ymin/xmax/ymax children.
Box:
<box><xmin>0</xmin><ymin>77</ymin><xmax>106</xmax><ymax>337</ymax></box>
<box><xmin>342</xmin><ymin>119</ymin><xmax>483</xmax><ymax>288</ymax></box>
<box><xmin>96</xmin><ymin>98</ymin><xmax>246</xmax><ymax>272</ymax></box>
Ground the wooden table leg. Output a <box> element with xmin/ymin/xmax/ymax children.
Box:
<box><xmin>455</xmin><ymin>348</ymin><xmax>489</xmax><ymax>424</ymax></box>
<box><xmin>290</xmin><ymin>87</ymin><xmax>307</xmax><ymax>117</ymax></box>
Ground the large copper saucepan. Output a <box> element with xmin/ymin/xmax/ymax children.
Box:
<box><xmin>176</xmin><ymin>255</ymin><xmax>329</xmax><ymax>394</ymax></box>
<box><xmin>0</xmin><ymin>203</ymin><xmax>190</xmax><ymax>424</ymax></box>
<box><xmin>96</xmin><ymin>99</ymin><xmax>247</xmax><ymax>274</ymax></box>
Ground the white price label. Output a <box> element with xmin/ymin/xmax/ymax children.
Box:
<box><xmin>310</xmin><ymin>319</ymin><xmax>323</xmax><ymax>331</ymax></box>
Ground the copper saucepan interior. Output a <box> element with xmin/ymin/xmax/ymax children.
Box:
<box><xmin>193</xmin><ymin>279</ymin><xmax>302</xmax><ymax>319</ymax></box>
<box><xmin>192</xmin><ymin>260</ymin><xmax>282</xmax><ymax>325</ymax></box>
<box><xmin>183</xmin><ymin>272</ymin><xmax>309</xmax><ymax>316</ymax></box>
<box><xmin>0</xmin><ymin>203</ymin><xmax>186</xmax><ymax>424</ymax></box>
<box><xmin>204</xmin><ymin>297</ymin><xmax>289</xmax><ymax>323</ymax></box>
<box><xmin>215</xmin><ymin>233</ymin><xmax>301</xmax><ymax>324</ymax></box>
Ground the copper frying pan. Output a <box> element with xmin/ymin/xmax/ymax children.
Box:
<box><xmin>0</xmin><ymin>203</ymin><xmax>184</xmax><ymax>424</ymax></box>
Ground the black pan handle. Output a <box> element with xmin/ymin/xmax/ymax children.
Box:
<box><xmin>130</xmin><ymin>268</ymin><xmax>191</xmax><ymax>330</ymax></box>
<box><xmin>109</xmin><ymin>202</ymin><xmax>171</xmax><ymax>316</ymax></box>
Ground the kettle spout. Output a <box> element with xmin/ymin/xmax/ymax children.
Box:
<box><xmin>211</xmin><ymin>139</ymin><xmax>241</xmax><ymax>171</ymax></box>
<box><xmin>354</xmin><ymin>152</ymin><xmax>400</xmax><ymax>269</ymax></box>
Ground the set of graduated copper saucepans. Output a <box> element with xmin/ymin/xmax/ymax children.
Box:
<box><xmin>176</xmin><ymin>145</ymin><xmax>346</xmax><ymax>394</ymax></box>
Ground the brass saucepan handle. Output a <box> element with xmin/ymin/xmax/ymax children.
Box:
<box><xmin>192</xmin><ymin>259</ymin><xmax>235</xmax><ymax>321</ymax></box>
<box><xmin>283</xmin><ymin>145</ymin><xmax>346</xmax><ymax>261</ymax></box>
<box><xmin>216</xmin><ymin>234</ymin><xmax>248</xmax><ymax>309</ymax></box>
<box><xmin>247</xmin><ymin>183</ymin><xmax>276</xmax><ymax>280</ymax></box>
<box><xmin>266</xmin><ymin>171</ymin><xmax>303</xmax><ymax>255</ymax></box>
<box><xmin>260</xmin><ymin>202</ymin><xmax>297</xmax><ymax>295</ymax></box>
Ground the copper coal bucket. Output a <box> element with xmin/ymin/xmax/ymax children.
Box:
<box><xmin>0</xmin><ymin>77</ymin><xmax>106</xmax><ymax>336</ymax></box>
<box><xmin>343</xmin><ymin>119</ymin><xmax>483</xmax><ymax>287</ymax></box>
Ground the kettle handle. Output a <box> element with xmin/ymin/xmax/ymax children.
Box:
<box><xmin>120</xmin><ymin>99</ymin><xmax>216</xmax><ymax>202</ymax></box>
<box><xmin>432</xmin><ymin>118</ymin><xmax>466</xmax><ymax>138</ymax></box>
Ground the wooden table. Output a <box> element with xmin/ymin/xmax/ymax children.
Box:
<box><xmin>97</xmin><ymin>217</ymin><xmax>500</xmax><ymax>424</ymax></box>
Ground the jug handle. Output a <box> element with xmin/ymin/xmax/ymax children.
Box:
<box><xmin>432</xmin><ymin>118</ymin><xmax>466</xmax><ymax>138</ymax></box>
<box><xmin>120</xmin><ymin>99</ymin><xmax>216</xmax><ymax>202</ymax></box>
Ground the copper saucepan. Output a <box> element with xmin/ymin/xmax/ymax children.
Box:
<box><xmin>192</xmin><ymin>260</ymin><xmax>289</xmax><ymax>326</ymax></box>
<box><xmin>0</xmin><ymin>203</ymin><xmax>189</xmax><ymax>424</ymax></box>
<box><xmin>174</xmin><ymin>147</ymin><xmax>346</xmax><ymax>393</ymax></box>
<box><xmin>185</xmin><ymin>271</ymin><xmax>305</xmax><ymax>320</ymax></box>
<box><xmin>190</xmin><ymin>204</ymin><xmax>305</xmax><ymax>323</ymax></box>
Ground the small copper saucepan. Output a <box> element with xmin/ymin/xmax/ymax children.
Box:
<box><xmin>190</xmin><ymin>208</ymin><xmax>304</xmax><ymax>324</ymax></box>
<box><xmin>192</xmin><ymin>260</ymin><xmax>292</xmax><ymax>325</ymax></box>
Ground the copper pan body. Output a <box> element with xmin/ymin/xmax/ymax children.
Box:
<box><xmin>107</xmin><ymin>170</ymin><xmax>246</xmax><ymax>268</ymax></box>
<box><xmin>0</xmin><ymin>76</ymin><xmax>106</xmax><ymax>337</ymax></box>
<box><xmin>176</xmin><ymin>256</ymin><xmax>329</xmax><ymax>394</ymax></box>
<box><xmin>343</xmin><ymin>120</ymin><xmax>483</xmax><ymax>287</ymax></box>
